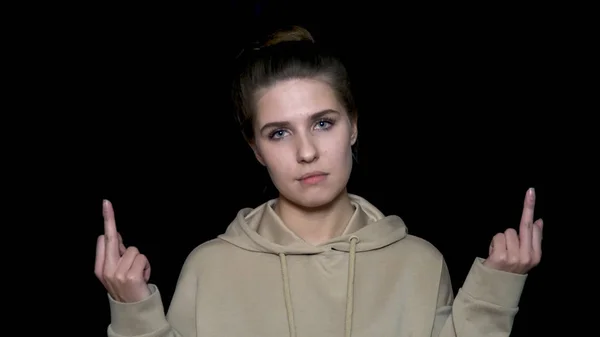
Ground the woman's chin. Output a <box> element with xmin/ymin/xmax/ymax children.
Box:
<box><xmin>280</xmin><ymin>187</ymin><xmax>346</xmax><ymax>210</ymax></box>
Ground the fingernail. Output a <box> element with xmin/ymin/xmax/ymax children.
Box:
<box><xmin>528</xmin><ymin>187</ymin><xmax>535</xmax><ymax>198</ymax></box>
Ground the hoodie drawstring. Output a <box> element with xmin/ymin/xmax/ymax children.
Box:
<box><xmin>278</xmin><ymin>235</ymin><xmax>360</xmax><ymax>337</ymax></box>
<box><xmin>279</xmin><ymin>253</ymin><xmax>296</xmax><ymax>337</ymax></box>
<box><xmin>345</xmin><ymin>235</ymin><xmax>359</xmax><ymax>337</ymax></box>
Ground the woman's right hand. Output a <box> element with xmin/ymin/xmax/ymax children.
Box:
<box><xmin>95</xmin><ymin>199</ymin><xmax>152</xmax><ymax>303</ymax></box>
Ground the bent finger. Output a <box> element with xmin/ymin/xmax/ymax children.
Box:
<box><xmin>532</xmin><ymin>218</ymin><xmax>543</xmax><ymax>263</ymax></box>
<box><xmin>114</xmin><ymin>247</ymin><xmax>139</xmax><ymax>281</ymax></box>
<box><xmin>143</xmin><ymin>262</ymin><xmax>151</xmax><ymax>283</ymax></box>
<box><xmin>491</xmin><ymin>233</ymin><xmax>507</xmax><ymax>258</ymax></box>
<box><xmin>504</xmin><ymin>228</ymin><xmax>520</xmax><ymax>260</ymax></box>
<box><xmin>130</xmin><ymin>254</ymin><xmax>150</xmax><ymax>282</ymax></box>
<box><xmin>118</xmin><ymin>232</ymin><xmax>126</xmax><ymax>256</ymax></box>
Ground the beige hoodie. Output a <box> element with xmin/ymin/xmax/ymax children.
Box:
<box><xmin>107</xmin><ymin>194</ymin><xmax>527</xmax><ymax>337</ymax></box>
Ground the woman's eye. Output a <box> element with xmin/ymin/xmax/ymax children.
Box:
<box><xmin>315</xmin><ymin>120</ymin><xmax>333</xmax><ymax>130</ymax></box>
<box><xmin>269</xmin><ymin>119</ymin><xmax>334</xmax><ymax>140</ymax></box>
<box><xmin>270</xmin><ymin>130</ymin><xmax>287</xmax><ymax>139</ymax></box>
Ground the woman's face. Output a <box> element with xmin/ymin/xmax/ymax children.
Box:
<box><xmin>252</xmin><ymin>78</ymin><xmax>357</xmax><ymax>208</ymax></box>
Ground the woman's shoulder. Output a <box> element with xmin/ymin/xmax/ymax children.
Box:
<box><xmin>183</xmin><ymin>238</ymin><xmax>237</xmax><ymax>263</ymax></box>
<box><xmin>389</xmin><ymin>233</ymin><xmax>446</xmax><ymax>262</ymax></box>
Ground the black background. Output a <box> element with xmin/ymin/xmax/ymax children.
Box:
<box><xmin>23</xmin><ymin>2</ymin><xmax>579</xmax><ymax>336</ymax></box>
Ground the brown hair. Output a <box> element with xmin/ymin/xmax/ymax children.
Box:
<box><xmin>232</xmin><ymin>25</ymin><xmax>357</xmax><ymax>144</ymax></box>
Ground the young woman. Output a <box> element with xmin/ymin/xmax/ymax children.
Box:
<box><xmin>95</xmin><ymin>25</ymin><xmax>544</xmax><ymax>337</ymax></box>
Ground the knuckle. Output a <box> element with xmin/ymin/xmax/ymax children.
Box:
<box><xmin>126</xmin><ymin>246</ymin><xmax>139</xmax><ymax>255</ymax></box>
<box><xmin>505</xmin><ymin>228</ymin><xmax>517</xmax><ymax>236</ymax></box>
<box><xmin>103</xmin><ymin>272</ymin><xmax>115</xmax><ymax>283</ymax></box>
<box><xmin>114</xmin><ymin>272</ymin><xmax>127</xmax><ymax>283</ymax></box>
<box><xmin>496</xmin><ymin>252</ymin><xmax>508</xmax><ymax>262</ymax></box>
<box><xmin>126</xmin><ymin>273</ymin><xmax>141</xmax><ymax>283</ymax></box>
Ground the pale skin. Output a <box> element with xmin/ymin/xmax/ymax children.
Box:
<box><xmin>95</xmin><ymin>200</ymin><xmax>151</xmax><ymax>303</ymax></box>
<box><xmin>250</xmin><ymin>78</ymin><xmax>357</xmax><ymax>244</ymax></box>
<box><xmin>483</xmin><ymin>187</ymin><xmax>543</xmax><ymax>273</ymax></box>
<box><xmin>95</xmin><ymin>78</ymin><xmax>544</xmax><ymax>303</ymax></box>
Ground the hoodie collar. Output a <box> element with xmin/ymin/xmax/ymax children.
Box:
<box><xmin>255</xmin><ymin>198</ymin><xmax>370</xmax><ymax>247</ymax></box>
<box><xmin>218</xmin><ymin>194</ymin><xmax>408</xmax><ymax>255</ymax></box>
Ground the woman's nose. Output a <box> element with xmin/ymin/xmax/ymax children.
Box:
<box><xmin>296</xmin><ymin>135</ymin><xmax>318</xmax><ymax>163</ymax></box>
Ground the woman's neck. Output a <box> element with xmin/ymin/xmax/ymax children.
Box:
<box><xmin>274</xmin><ymin>191</ymin><xmax>355</xmax><ymax>246</ymax></box>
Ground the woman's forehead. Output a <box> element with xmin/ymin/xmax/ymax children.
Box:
<box><xmin>255</xmin><ymin>79</ymin><xmax>342</xmax><ymax>124</ymax></box>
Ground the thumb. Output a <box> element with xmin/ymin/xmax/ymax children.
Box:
<box><xmin>484</xmin><ymin>233</ymin><xmax>506</xmax><ymax>268</ymax></box>
<box><xmin>143</xmin><ymin>262</ymin><xmax>151</xmax><ymax>283</ymax></box>
<box><xmin>117</xmin><ymin>232</ymin><xmax>126</xmax><ymax>256</ymax></box>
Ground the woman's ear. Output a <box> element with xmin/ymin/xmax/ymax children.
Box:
<box><xmin>350</xmin><ymin>117</ymin><xmax>358</xmax><ymax>146</ymax></box>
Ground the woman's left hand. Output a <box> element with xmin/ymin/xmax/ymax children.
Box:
<box><xmin>483</xmin><ymin>188</ymin><xmax>544</xmax><ymax>274</ymax></box>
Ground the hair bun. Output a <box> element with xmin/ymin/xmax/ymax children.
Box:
<box><xmin>260</xmin><ymin>25</ymin><xmax>315</xmax><ymax>48</ymax></box>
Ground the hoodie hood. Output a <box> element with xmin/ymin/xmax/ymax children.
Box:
<box><xmin>218</xmin><ymin>194</ymin><xmax>408</xmax><ymax>337</ymax></box>
<box><xmin>218</xmin><ymin>194</ymin><xmax>408</xmax><ymax>255</ymax></box>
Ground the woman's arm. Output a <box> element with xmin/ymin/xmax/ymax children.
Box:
<box><xmin>107</xmin><ymin>252</ymin><xmax>199</xmax><ymax>337</ymax></box>
<box><xmin>432</xmin><ymin>258</ymin><xmax>527</xmax><ymax>337</ymax></box>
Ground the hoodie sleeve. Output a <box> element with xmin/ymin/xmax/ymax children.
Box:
<box><xmin>431</xmin><ymin>257</ymin><xmax>527</xmax><ymax>337</ymax></box>
<box><xmin>106</xmin><ymin>254</ymin><xmax>199</xmax><ymax>337</ymax></box>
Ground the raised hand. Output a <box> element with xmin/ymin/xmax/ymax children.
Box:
<box><xmin>483</xmin><ymin>188</ymin><xmax>544</xmax><ymax>274</ymax></box>
<box><xmin>95</xmin><ymin>200</ymin><xmax>152</xmax><ymax>303</ymax></box>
